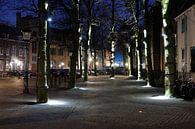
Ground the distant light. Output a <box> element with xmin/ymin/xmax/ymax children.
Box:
<box><xmin>61</xmin><ymin>62</ymin><xmax>64</xmax><ymax>66</ymax></box>
<box><xmin>89</xmin><ymin>57</ymin><xmax>92</xmax><ymax>62</ymax></box>
<box><xmin>96</xmin><ymin>62</ymin><xmax>99</xmax><ymax>66</ymax></box>
<box><xmin>125</xmin><ymin>63</ymin><xmax>128</xmax><ymax>67</ymax></box>
<box><xmin>47</xmin><ymin>17</ymin><xmax>52</xmax><ymax>22</ymax></box>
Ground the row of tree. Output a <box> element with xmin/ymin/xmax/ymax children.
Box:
<box><xmin>30</xmin><ymin>0</ymin><xmax>189</xmax><ymax>102</ymax></box>
<box><xmin>0</xmin><ymin>0</ymin><xmax>193</xmax><ymax>102</ymax></box>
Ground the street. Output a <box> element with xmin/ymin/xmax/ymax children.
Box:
<box><xmin>0</xmin><ymin>76</ymin><xmax>195</xmax><ymax>129</ymax></box>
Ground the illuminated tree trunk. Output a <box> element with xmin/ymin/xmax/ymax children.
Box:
<box><xmin>84</xmin><ymin>23</ymin><xmax>92</xmax><ymax>81</ymax></box>
<box><xmin>126</xmin><ymin>0</ymin><xmax>141</xmax><ymax>80</ymax></box>
<box><xmin>126</xmin><ymin>44</ymin><xmax>132</xmax><ymax>76</ymax></box>
<box><xmin>36</xmin><ymin>0</ymin><xmax>48</xmax><ymax>103</ymax></box>
<box><xmin>92</xmin><ymin>29</ymin><xmax>97</xmax><ymax>76</ymax></box>
<box><xmin>110</xmin><ymin>0</ymin><xmax>115</xmax><ymax>78</ymax></box>
<box><xmin>68</xmin><ymin>0</ymin><xmax>80</xmax><ymax>88</ymax></box>
<box><xmin>135</xmin><ymin>0</ymin><xmax>142</xmax><ymax>80</ymax></box>
<box><xmin>78</xmin><ymin>25</ymin><xmax>83</xmax><ymax>77</ymax></box>
<box><xmin>144</xmin><ymin>0</ymin><xmax>155</xmax><ymax>86</ymax></box>
<box><xmin>161</xmin><ymin>0</ymin><xmax>174</xmax><ymax>97</ymax></box>
<box><xmin>83</xmin><ymin>0</ymin><xmax>96</xmax><ymax>81</ymax></box>
<box><xmin>46</xmin><ymin>1</ymin><xmax>51</xmax><ymax>88</ymax></box>
<box><xmin>135</xmin><ymin>34</ymin><xmax>141</xmax><ymax>80</ymax></box>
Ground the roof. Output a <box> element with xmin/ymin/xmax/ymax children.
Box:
<box><xmin>175</xmin><ymin>4</ymin><xmax>195</xmax><ymax>21</ymax></box>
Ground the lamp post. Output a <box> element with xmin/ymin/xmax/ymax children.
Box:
<box><xmin>22</xmin><ymin>31</ymin><xmax>31</xmax><ymax>94</ymax></box>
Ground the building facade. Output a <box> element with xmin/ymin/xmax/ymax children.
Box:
<box><xmin>175</xmin><ymin>4</ymin><xmax>195</xmax><ymax>80</ymax></box>
<box><xmin>0</xmin><ymin>24</ymin><xmax>27</xmax><ymax>73</ymax></box>
<box><xmin>16</xmin><ymin>12</ymin><xmax>72</xmax><ymax>72</ymax></box>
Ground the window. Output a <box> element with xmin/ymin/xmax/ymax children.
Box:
<box><xmin>58</xmin><ymin>49</ymin><xmax>63</xmax><ymax>55</ymax></box>
<box><xmin>19</xmin><ymin>49</ymin><xmax>23</xmax><ymax>56</ymax></box>
<box><xmin>12</xmin><ymin>46</ymin><xmax>16</xmax><ymax>55</ymax></box>
<box><xmin>191</xmin><ymin>47</ymin><xmax>195</xmax><ymax>72</ymax></box>
<box><xmin>32</xmin><ymin>56</ymin><xmax>37</xmax><ymax>63</ymax></box>
<box><xmin>181</xmin><ymin>16</ymin><xmax>187</xmax><ymax>33</ymax></box>
<box><xmin>32</xmin><ymin>42</ymin><xmax>37</xmax><ymax>53</ymax></box>
<box><xmin>6</xmin><ymin>49</ymin><xmax>9</xmax><ymax>55</ymax></box>
<box><xmin>182</xmin><ymin>49</ymin><xmax>185</xmax><ymax>61</ymax></box>
<box><xmin>0</xmin><ymin>48</ymin><xmax>3</xmax><ymax>55</ymax></box>
<box><xmin>0</xmin><ymin>60</ymin><xmax>3</xmax><ymax>71</ymax></box>
<box><xmin>51</xmin><ymin>48</ymin><xmax>56</xmax><ymax>55</ymax></box>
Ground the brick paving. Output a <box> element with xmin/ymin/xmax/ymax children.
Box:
<box><xmin>0</xmin><ymin>75</ymin><xmax>195</xmax><ymax>129</ymax></box>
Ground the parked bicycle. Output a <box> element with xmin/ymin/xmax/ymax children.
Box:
<box><xmin>173</xmin><ymin>77</ymin><xmax>195</xmax><ymax>101</ymax></box>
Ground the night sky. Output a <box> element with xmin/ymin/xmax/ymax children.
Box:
<box><xmin>0</xmin><ymin>0</ymin><xmax>157</xmax><ymax>26</ymax></box>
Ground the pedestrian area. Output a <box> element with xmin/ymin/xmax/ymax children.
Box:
<box><xmin>0</xmin><ymin>76</ymin><xmax>195</xmax><ymax>129</ymax></box>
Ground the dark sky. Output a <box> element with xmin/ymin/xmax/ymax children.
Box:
<box><xmin>0</xmin><ymin>0</ymin><xmax>34</xmax><ymax>26</ymax></box>
<box><xmin>0</xmin><ymin>0</ymin><xmax>157</xmax><ymax>26</ymax></box>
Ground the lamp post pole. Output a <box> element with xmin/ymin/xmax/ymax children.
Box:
<box><xmin>23</xmin><ymin>42</ymin><xmax>29</xmax><ymax>93</ymax></box>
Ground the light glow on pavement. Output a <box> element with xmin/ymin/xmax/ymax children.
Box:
<box><xmin>75</xmin><ymin>86</ymin><xmax>97</xmax><ymax>91</ymax></box>
<box><xmin>45</xmin><ymin>100</ymin><xmax>67</xmax><ymax>106</ymax></box>
<box><xmin>110</xmin><ymin>77</ymin><xmax>115</xmax><ymax>80</ymax></box>
<box><xmin>150</xmin><ymin>95</ymin><xmax>170</xmax><ymax>100</ymax></box>
<box><xmin>141</xmin><ymin>83</ymin><xmax>152</xmax><ymax>88</ymax></box>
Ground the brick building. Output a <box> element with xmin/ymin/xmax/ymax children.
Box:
<box><xmin>0</xmin><ymin>23</ymin><xmax>27</xmax><ymax>73</ymax></box>
<box><xmin>16</xmin><ymin>12</ymin><xmax>72</xmax><ymax>72</ymax></box>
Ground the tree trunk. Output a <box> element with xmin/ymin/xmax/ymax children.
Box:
<box><xmin>145</xmin><ymin>0</ymin><xmax>155</xmax><ymax>86</ymax></box>
<box><xmin>36</xmin><ymin>0</ymin><xmax>48</xmax><ymax>103</ymax></box>
<box><xmin>68</xmin><ymin>0</ymin><xmax>80</xmax><ymax>88</ymax></box>
<box><xmin>161</xmin><ymin>0</ymin><xmax>175</xmax><ymax>96</ymax></box>
<box><xmin>83</xmin><ymin>22</ymin><xmax>92</xmax><ymax>81</ymax></box>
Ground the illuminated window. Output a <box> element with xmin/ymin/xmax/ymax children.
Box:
<box><xmin>191</xmin><ymin>47</ymin><xmax>195</xmax><ymax>72</ymax></box>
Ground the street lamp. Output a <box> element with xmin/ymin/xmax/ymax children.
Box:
<box><xmin>22</xmin><ymin>31</ymin><xmax>31</xmax><ymax>94</ymax></box>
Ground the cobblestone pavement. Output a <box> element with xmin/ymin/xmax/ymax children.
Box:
<box><xmin>0</xmin><ymin>76</ymin><xmax>195</xmax><ymax>129</ymax></box>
